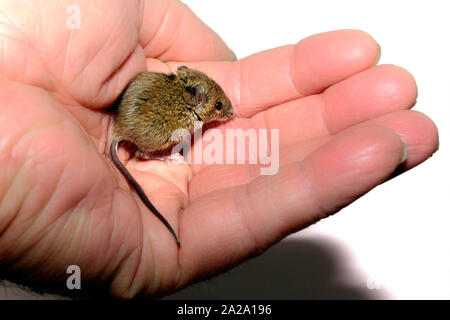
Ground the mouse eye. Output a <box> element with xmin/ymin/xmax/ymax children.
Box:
<box><xmin>215</xmin><ymin>101</ymin><xmax>223</xmax><ymax>110</ymax></box>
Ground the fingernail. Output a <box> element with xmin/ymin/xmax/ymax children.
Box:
<box><xmin>400</xmin><ymin>143</ymin><xmax>408</xmax><ymax>164</ymax></box>
<box><xmin>373</xmin><ymin>43</ymin><xmax>381</xmax><ymax>66</ymax></box>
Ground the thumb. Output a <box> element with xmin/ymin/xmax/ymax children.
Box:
<box><xmin>140</xmin><ymin>0</ymin><xmax>236</xmax><ymax>62</ymax></box>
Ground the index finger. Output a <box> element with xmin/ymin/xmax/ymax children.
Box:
<box><xmin>183</xmin><ymin>30</ymin><xmax>380</xmax><ymax>117</ymax></box>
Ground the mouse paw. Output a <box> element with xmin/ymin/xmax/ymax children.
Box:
<box><xmin>135</xmin><ymin>150</ymin><xmax>186</xmax><ymax>164</ymax></box>
<box><xmin>165</xmin><ymin>153</ymin><xmax>186</xmax><ymax>164</ymax></box>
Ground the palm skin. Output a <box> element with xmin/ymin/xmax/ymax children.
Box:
<box><xmin>0</xmin><ymin>0</ymin><xmax>438</xmax><ymax>298</ymax></box>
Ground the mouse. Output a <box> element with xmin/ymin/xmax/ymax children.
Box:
<box><xmin>109</xmin><ymin>66</ymin><xmax>235</xmax><ymax>246</ymax></box>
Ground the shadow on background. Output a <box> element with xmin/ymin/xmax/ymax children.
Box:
<box><xmin>164</xmin><ymin>235</ymin><xmax>389</xmax><ymax>299</ymax></box>
<box><xmin>0</xmin><ymin>235</ymin><xmax>389</xmax><ymax>299</ymax></box>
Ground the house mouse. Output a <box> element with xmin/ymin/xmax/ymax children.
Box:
<box><xmin>109</xmin><ymin>66</ymin><xmax>234</xmax><ymax>246</ymax></box>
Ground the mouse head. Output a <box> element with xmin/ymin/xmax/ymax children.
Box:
<box><xmin>176</xmin><ymin>66</ymin><xmax>234</xmax><ymax>122</ymax></box>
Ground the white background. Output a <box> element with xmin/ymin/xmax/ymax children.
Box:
<box><xmin>1</xmin><ymin>0</ymin><xmax>449</xmax><ymax>299</ymax></box>
<box><xmin>165</xmin><ymin>0</ymin><xmax>450</xmax><ymax>300</ymax></box>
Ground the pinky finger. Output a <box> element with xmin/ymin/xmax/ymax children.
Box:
<box><xmin>179</xmin><ymin>125</ymin><xmax>406</xmax><ymax>280</ymax></box>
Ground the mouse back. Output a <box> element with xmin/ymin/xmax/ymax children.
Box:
<box><xmin>113</xmin><ymin>67</ymin><xmax>234</xmax><ymax>153</ymax></box>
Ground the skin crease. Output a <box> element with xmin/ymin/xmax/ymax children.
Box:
<box><xmin>0</xmin><ymin>0</ymin><xmax>439</xmax><ymax>298</ymax></box>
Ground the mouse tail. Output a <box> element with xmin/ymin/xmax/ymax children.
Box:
<box><xmin>109</xmin><ymin>138</ymin><xmax>180</xmax><ymax>246</ymax></box>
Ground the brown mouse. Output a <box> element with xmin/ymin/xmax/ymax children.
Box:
<box><xmin>109</xmin><ymin>66</ymin><xmax>234</xmax><ymax>246</ymax></box>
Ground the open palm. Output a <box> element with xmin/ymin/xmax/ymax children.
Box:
<box><xmin>0</xmin><ymin>0</ymin><xmax>438</xmax><ymax>298</ymax></box>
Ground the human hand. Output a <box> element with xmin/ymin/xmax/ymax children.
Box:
<box><xmin>0</xmin><ymin>0</ymin><xmax>438</xmax><ymax>298</ymax></box>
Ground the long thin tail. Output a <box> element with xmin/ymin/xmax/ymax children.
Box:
<box><xmin>109</xmin><ymin>138</ymin><xmax>180</xmax><ymax>246</ymax></box>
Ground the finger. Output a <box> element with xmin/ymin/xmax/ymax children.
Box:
<box><xmin>179</xmin><ymin>125</ymin><xmax>405</xmax><ymax>280</ymax></box>
<box><xmin>268</xmin><ymin>109</ymin><xmax>438</xmax><ymax>171</ymax></box>
<box><xmin>278</xmin><ymin>110</ymin><xmax>438</xmax><ymax>171</ymax></box>
<box><xmin>186</xmin><ymin>64</ymin><xmax>416</xmax><ymax>188</ymax></box>
<box><xmin>251</xmin><ymin>64</ymin><xmax>417</xmax><ymax>148</ymax></box>
<box><xmin>188</xmin><ymin>109</ymin><xmax>437</xmax><ymax>200</ymax></box>
<box><xmin>140</xmin><ymin>0</ymin><xmax>235</xmax><ymax>62</ymax></box>
<box><xmin>177</xmin><ymin>29</ymin><xmax>379</xmax><ymax>117</ymax></box>
<box><xmin>363</xmin><ymin>110</ymin><xmax>438</xmax><ymax>170</ymax></box>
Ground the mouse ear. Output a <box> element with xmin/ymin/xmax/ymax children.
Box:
<box><xmin>176</xmin><ymin>66</ymin><xmax>189</xmax><ymax>84</ymax></box>
<box><xmin>183</xmin><ymin>84</ymin><xmax>208</xmax><ymax>107</ymax></box>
